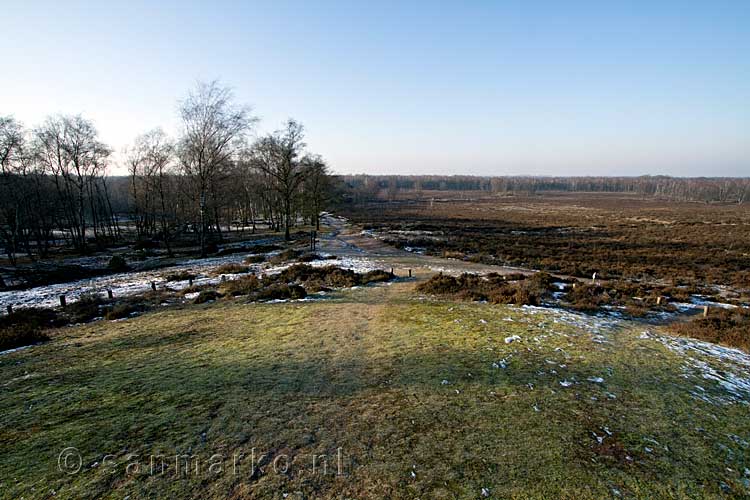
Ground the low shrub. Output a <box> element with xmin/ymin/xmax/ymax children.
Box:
<box><xmin>255</xmin><ymin>284</ymin><xmax>307</xmax><ymax>301</ymax></box>
<box><xmin>105</xmin><ymin>303</ymin><xmax>145</xmax><ymax>320</ymax></box>
<box><xmin>107</xmin><ymin>255</ymin><xmax>129</xmax><ymax>272</ymax></box>
<box><xmin>668</xmin><ymin>308</ymin><xmax>750</xmax><ymax>352</ymax></box>
<box><xmin>213</xmin><ymin>263</ymin><xmax>250</xmax><ymax>275</ymax></box>
<box><xmin>65</xmin><ymin>293</ymin><xmax>105</xmax><ymax>323</ymax></box>
<box><xmin>302</xmin><ymin>279</ymin><xmax>332</xmax><ymax>293</ymax></box>
<box><xmin>277</xmin><ymin>264</ymin><xmax>393</xmax><ymax>290</ymax></box>
<box><xmin>416</xmin><ymin>273</ymin><xmax>466</xmax><ymax>295</ymax></box>
<box><xmin>324</xmin><ymin>268</ymin><xmax>361</xmax><ymax>288</ymax></box>
<box><xmin>564</xmin><ymin>284</ymin><xmax>610</xmax><ymax>312</ymax></box>
<box><xmin>219</xmin><ymin>275</ymin><xmax>261</xmax><ymax>296</ymax></box>
<box><xmin>361</xmin><ymin>270</ymin><xmax>393</xmax><ymax>285</ymax></box>
<box><xmin>180</xmin><ymin>285</ymin><xmax>203</xmax><ymax>295</ymax></box>
<box><xmin>243</xmin><ymin>254</ymin><xmax>266</xmax><ymax>264</ymax></box>
<box><xmin>0</xmin><ymin>308</ymin><xmax>58</xmax><ymax>351</ymax></box>
<box><xmin>268</xmin><ymin>249</ymin><xmax>303</xmax><ymax>265</ymax></box>
<box><xmin>297</xmin><ymin>253</ymin><xmax>322</xmax><ymax>263</ymax></box>
<box><xmin>416</xmin><ymin>272</ymin><xmax>544</xmax><ymax>306</ymax></box>
<box><xmin>193</xmin><ymin>290</ymin><xmax>222</xmax><ymax>304</ymax></box>
<box><xmin>165</xmin><ymin>271</ymin><xmax>196</xmax><ymax>282</ymax></box>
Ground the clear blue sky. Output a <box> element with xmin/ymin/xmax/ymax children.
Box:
<box><xmin>2</xmin><ymin>0</ymin><xmax>748</xmax><ymax>176</ymax></box>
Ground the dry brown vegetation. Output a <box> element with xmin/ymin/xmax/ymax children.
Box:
<box><xmin>0</xmin><ymin>308</ymin><xmax>56</xmax><ymax>350</ymax></box>
<box><xmin>344</xmin><ymin>192</ymin><xmax>750</xmax><ymax>289</ymax></box>
<box><xmin>212</xmin><ymin>263</ymin><xmax>251</xmax><ymax>275</ymax></box>
<box><xmin>668</xmin><ymin>308</ymin><xmax>750</xmax><ymax>352</ymax></box>
<box><xmin>416</xmin><ymin>272</ymin><xmax>555</xmax><ymax>306</ymax></box>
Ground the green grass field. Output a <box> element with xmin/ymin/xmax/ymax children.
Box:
<box><xmin>1</xmin><ymin>279</ymin><xmax>749</xmax><ymax>499</ymax></box>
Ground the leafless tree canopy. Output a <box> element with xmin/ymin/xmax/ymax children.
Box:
<box><xmin>0</xmin><ymin>81</ymin><xmax>335</xmax><ymax>263</ymax></box>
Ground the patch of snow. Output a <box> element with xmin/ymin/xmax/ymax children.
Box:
<box><xmin>0</xmin><ymin>344</ymin><xmax>38</xmax><ymax>356</ymax></box>
<box><xmin>645</xmin><ymin>329</ymin><xmax>750</xmax><ymax>404</ymax></box>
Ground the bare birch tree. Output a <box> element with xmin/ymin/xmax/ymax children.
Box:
<box><xmin>177</xmin><ymin>81</ymin><xmax>256</xmax><ymax>256</ymax></box>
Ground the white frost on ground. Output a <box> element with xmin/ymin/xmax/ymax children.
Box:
<box><xmin>510</xmin><ymin>304</ymin><xmax>750</xmax><ymax>404</ymax></box>
<box><xmin>263</xmin><ymin>255</ymin><xmax>380</xmax><ymax>276</ymax></box>
<box><xmin>0</xmin><ymin>249</ymin><xmax>382</xmax><ymax>311</ymax></box>
<box><xmin>519</xmin><ymin>305</ymin><xmax>622</xmax><ymax>335</ymax></box>
<box><xmin>0</xmin><ymin>344</ymin><xmax>38</xmax><ymax>356</ymax></box>
<box><xmin>641</xmin><ymin>330</ymin><xmax>750</xmax><ymax>404</ymax></box>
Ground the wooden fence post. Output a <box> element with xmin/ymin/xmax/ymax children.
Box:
<box><xmin>59</xmin><ymin>295</ymin><xmax>67</xmax><ymax>308</ymax></box>
<box><xmin>6</xmin><ymin>305</ymin><xmax>12</xmax><ymax>315</ymax></box>
<box><xmin>151</xmin><ymin>282</ymin><xmax>156</xmax><ymax>291</ymax></box>
<box><xmin>107</xmin><ymin>289</ymin><xmax>113</xmax><ymax>300</ymax></box>
<box><xmin>408</xmin><ymin>269</ymin><xmax>412</xmax><ymax>278</ymax></box>
<box><xmin>703</xmin><ymin>305</ymin><xmax>709</xmax><ymax>317</ymax></box>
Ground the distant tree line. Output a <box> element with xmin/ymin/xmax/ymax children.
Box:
<box><xmin>339</xmin><ymin>175</ymin><xmax>750</xmax><ymax>205</ymax></box>
<box><xmin>0</xmin><ymin>81</ymin><xmax>332</xmax><ymax>262</ymax></box>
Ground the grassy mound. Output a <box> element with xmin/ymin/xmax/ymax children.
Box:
<box><xmin>1</xmin><ymin>283</ymin><xmax>748</xmax><ymax>498</ymax></box>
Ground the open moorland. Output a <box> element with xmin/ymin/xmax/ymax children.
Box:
<box><xmin>1</xmin><ymin>209</ymin><xmax>750</xmax><ymax>499</ymax></box>
<box><xmin>344</xmin><ymin>192</ymin><xmax>750</xmax><ymax>292</ymax></box>
<box><xmin>3</xmin><ymin>275</ymin><xmax>750</xmax><ymax>499</ymax></box>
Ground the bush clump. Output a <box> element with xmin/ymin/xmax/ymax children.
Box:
<box><xmin>105</xmin><ymin>303</ymin><xmax>145</xmax><ymax>320</ymax></box>
<box><xmin>361</xmin><ymin>270</ymin><xmax>394</xmax><ymax>284</ymax></box>
<box><xmin>564</xmin><ymin>284</ymin><xmax>610</xmax><ymax>312</ymax></box>
<box><xmin>562</xmin><ymin>281</ymin><xmax>680</xmax><ymax>317</ymax></box>
<box><xmin>213</xmin><ymin>263</ymin><xmax>250</xmax><ymax>275</ymax></box>
<box><xmin>268</xmin><ymin>249</ymin><xmax>303</xmax><ymax>265</ymax></box>
<box><xmin>297</xmin><ymin>253</ymin><xmax>322</xmax><ymax>263</ymax></box>
<box><xmin>255</xmin><ymin>284</ymin><xmax>307</xmax><ymax>301</ymax></box>
<box><xmin>278</xmin><ymin>264</ymin><xmax>392</xmax><ymax>289</ymax></box>
<box><xmin>668</xmin><ymin>308</ymin><xmax>750</xmax><ymax>352</ymax></box>
<box><xmin>193</xmin><ymin>290</ymin><xmax>222</xmax><ymax>304</ymax></box>
<box><xmin>65</xmin><ymin>293</ymin><xmax>105</xmax><ymax>323</ymax></box>
<box><xmin>416</xmin><ymin>272</ymin><xmax>551</xmax><ymax>306</ymax></box>
<box><xmin>219</xmin><ymin>275</ymin><xmax>261</xmax><ymax>296</ymax></box>
<box><xmin>243</xmin><ymin>254</ymin><xmax>266</xmax><ymax>264</ymax></box>
<box><xmin>0</xmin><ymin>308</ymin><xmax>58</xmax><ymax>350</ymax></box>
<box><xmin>107</xmin><ymin>255</ymin><xmax>129</xmax><ymax>272</ymax></box>
<box><xmin>165</xmin><ymin>271</ymin><xmax>196</xmax><ymax>282</ymax></box>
